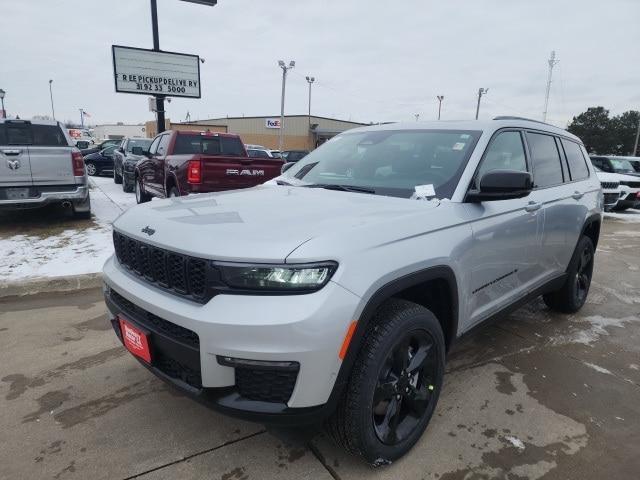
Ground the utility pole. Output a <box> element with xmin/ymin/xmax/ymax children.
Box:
<box><xmin>79</xmin><ymin>108</ymin><xmax>84</xmax><ymax>128</ymax></box>
<box><xmin>0</xmin><ymin>89</ymin><xmax>6</xmax><ymax>118</ymax></box>
<box><xmin>306</xmin><ymin>76</ymin><xmax>315</xmax><ymax>149</ymax></box>
<box><xmin>48</xmin><ymin>80</ymin><xmax>56</xmax><ymax>120</ymax></box>
<box><xmin>278</xmin><ymin>60</ymin><xmax>295</xmax><ymax>152</ymax></box>
<box><xmin>633</xmin><ymin>118</ymin><xmax>640</xmax><ymax>156</ymax></box>
<box><xmin>543</xmin><ymin>50</ymin><xmax>559</xmax><ymax>123</ymax></box>
<box><xmin>414</xmin><ymin>113</ymin><xmax>420</xmax><ymax>122</ymax></box>
<box><xmin>150</xmin><ymin>0</ymin><xmax>165</xmax><ymax>134</ymax></box>
<box><xmin>475</xmin><ymin>88</ymin><xmax>488</xmax><ymax>120</ymax></box>
<box><xmin>437</xmin><ymin>95</ymin><xmax>444</xmax><ymax>120</ymax></box>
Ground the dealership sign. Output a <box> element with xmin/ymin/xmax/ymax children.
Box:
<box><xmin>265</xmin><ymin>118</ymin><xmax>281</xmax><ymax>129</ymax></box>
<box><xmin>112</xmin><ymin>45</ymin><xmax>201</xmax><ymax>98</ymax></box>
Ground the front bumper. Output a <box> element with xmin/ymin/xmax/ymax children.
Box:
<box><xmin>0</xmin><ymin>184</ymin><xmax>89</xmax><ymax>208</ymax></box>
<box><xmin>102</xmin><ymin>255</ymin><xmax>360</xmax><ymax>423</ymax></box>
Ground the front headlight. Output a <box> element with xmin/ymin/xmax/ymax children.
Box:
<box><xmin>218</xmin><ymin>262</ymin><xmax>337</xmax><ymax>292</ymax></box>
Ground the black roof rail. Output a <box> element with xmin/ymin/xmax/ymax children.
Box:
<box><xmin>493</xmin><ymin>116</ymin><xmax>555</xmax><ymax>127</ymax></box>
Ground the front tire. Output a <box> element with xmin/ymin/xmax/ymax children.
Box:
<box><xmin>543</xmin><ymin>235</ymin><xmax>595</xmax><ymax>313</ymax></box>
<box><xmin>135</xmin><ymin>175</ymin><xmax>151</xmax><ymax>204</ymax></box>
<box><xmin>326</xmin><ymin>299</ymin><xmax>445</xmax><ymax>466</ymax></box>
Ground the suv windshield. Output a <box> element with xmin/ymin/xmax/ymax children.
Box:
<box><xmin>609</xmin><ymin>158</ymin><xmax>636</xmax><ymax>174</ymax></box>
<box><xmin>283</xmin><ymin>129</ymin><xmax>481</xmax><ymax>199</ymax></box>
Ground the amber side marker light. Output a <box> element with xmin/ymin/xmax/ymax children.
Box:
<box><xmin>339</xmin><ymin>321</ymin><xmax>358</xmax><ymax>360</ymax></box>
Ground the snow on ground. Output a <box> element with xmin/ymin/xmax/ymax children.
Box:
<box><xmin>604</xmin><ymin>208</ymin><xmax>640</xmax><ymax>222</ymax></box>
<box><xmin>0</xmin><ymin>176</ymin><xmax>135</xmax><ymax>282</ymax></box>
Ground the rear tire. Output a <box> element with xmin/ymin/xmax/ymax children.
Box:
<box><xmin>85</xmin><ymin>162</ymin><xmax>97</xmax><ymax>176</ymax></box>
<box><xmin>135</xmin><ymin>176</ymin><xmax>151</xmax><ymax>204</ymax></box>
<box><xmin>325</xmin><ymin>299</ymin><xmax>445</xmax><ymax>466</ymax></box>
<box><xmin>543</xmin><ymin>235</ymin><xmax>595</xmax><ymax>313</ymax></box>
<box><xmin>114</xmin><ymin>165</ymin><xmax>123</xmax><ymax>184</ymax></box>
<box><xmin>72</xmin><ymin>196</ymin><xmax>91</xmax><ymax>220</ymax></box>
<box><xmin>122</xmin><ymin>174</ymin><xmax>134</xmax><ymax>193</ymax></box>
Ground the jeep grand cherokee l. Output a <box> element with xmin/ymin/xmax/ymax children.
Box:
<box><xmin>103</xmin><ymin>117</ymin><xmax>601</xmax><ymax>465</ymax></box>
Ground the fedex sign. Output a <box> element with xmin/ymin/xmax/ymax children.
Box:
<box><xmin>265</xmin><ymin>118</ymin><xmax>281</xmax><ymax>129</ymax></box>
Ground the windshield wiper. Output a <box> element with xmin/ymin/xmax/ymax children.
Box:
<box><xmin>276</xmin><ymin>179</ymin><xmax>293</xmax><ymax>186</ymax></box>
<box><xmin>302</xmin><ymin>183</ymin><xmax>376</xmax><ymax>194</ymax></box>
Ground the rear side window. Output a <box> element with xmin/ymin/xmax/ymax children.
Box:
<box><xmin>526</xmin><ymin>132</ymin><xmax>564</xmax><ymax>188</ymax></box>
<box><xmin>561</xmin><ymin>139</ymin><xmax>589</xmax><ymax>181</ymax></box>
<box><xmin>174</xmin><ymin>134</ymin><xmax>244</xmax><ymax>156</ymax></box>
<box><xmin>0</xmin><ymin>123</ymin><xmax>32</xmax><ymax>145</ymax></box>
<box><xmin>32</xmin><ymin>125</ymin><xmax>68</xmax><ymax>146</ymax></box>
<box><xmin>477</xmin><ymin>131</ymin><xmax>527</xmax><ymax>181</ymax></box>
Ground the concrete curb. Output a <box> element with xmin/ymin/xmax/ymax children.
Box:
<box><xmin>0</xmin><ymin>273</ymin><xmax>103</xmax><ymax>299</ymax></box>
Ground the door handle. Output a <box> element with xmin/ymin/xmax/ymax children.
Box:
<box><xmin>2</xmin><ymin>149</ymin><xmax>21</xmax><ymax>156</ymax></box>
<box><xmin>525</xmin><ymin>201</ymin><xmax>541</xmax><ymax>212</ymax></box>
<box><xmin>572</xmin><ymin>191</ymin><xmax>583</xmax><ymax>200</ymax></box>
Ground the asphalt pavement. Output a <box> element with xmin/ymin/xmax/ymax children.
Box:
<box><xmin>1</xmin><ymin>218</ymin><xmax>639</xmax><ymax>480</ymax></box>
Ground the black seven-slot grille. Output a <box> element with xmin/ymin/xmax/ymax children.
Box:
<box><xmin>600</xmin><ymin>181</ymin><xmax>619</xmax><ymax>189</ymax></box>
<box><xmin>113</xmin><ymin>231</ymin><xmax>208</xmax><ymax>301</ymax></box>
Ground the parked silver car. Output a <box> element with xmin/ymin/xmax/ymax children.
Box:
<box><xmin>0</xmin><ymin>119</ymin><xmax>90</xmax><ymax>218</ymax></box>
<box><xmin>103</xmin><ymin>117</ymin><xmax>601</xmax><ymax>465</ymax></box>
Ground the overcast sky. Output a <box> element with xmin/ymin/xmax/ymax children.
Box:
<box><xmin>2</xmin><ymin>0</ymin><xmax>639</xmax><ymax>128</ymax></box>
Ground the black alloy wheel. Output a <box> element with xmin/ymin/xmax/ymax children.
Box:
<box><xmin>373</xmin><ymin>330</ymin><xmax>439</xmax><ymax>445</ymax></box>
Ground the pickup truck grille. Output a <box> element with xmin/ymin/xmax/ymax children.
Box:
<box><xmin>113</xmin><ymin>231</ymin><xmax>208</xmax><ymax>302</ymax></box>
<box><xmin>600</xmin><ymin>181</ymin><xmax>619</xmax><ymax>189</ymax></box>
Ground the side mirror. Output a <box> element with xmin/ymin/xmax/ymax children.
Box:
<box><xmin>131</xmin><ymin>146</ymin><xmax>144</xmax><ymax>156</ymax></box>
<box><xmin>281</xmin><ymin>162</ymin><xmax>296</xmax><ymax>174</ymax></box>
<box><xmin>467</xmin><ymin>170</ymin><xmax>533</xmax><ymax>202</ymax></box>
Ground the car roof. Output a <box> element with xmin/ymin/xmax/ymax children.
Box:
<box><xmin>344</xmin><ymin>118</ymin><xmax>581</xmax><ymax>143</ymax></box>
<box><xmin>176</xmin><ymin>130</ymin><xmax>240</xmax><ymax>138</ymax></box>
<box><xmin>0</xmin><ymin>118</ymin><xmax>61</xmax><ymax>126</ymax></box>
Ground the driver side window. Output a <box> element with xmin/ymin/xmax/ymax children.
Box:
<box><xmin>476</xmin><ymin>131</ymin><xmax>528</xmax><ymax>183</ymax></box>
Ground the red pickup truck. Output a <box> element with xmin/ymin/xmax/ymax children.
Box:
<box><xmin>133</xmin><ymin>130</ymin><xmax>283</xmax><ymax>203</ymax></box>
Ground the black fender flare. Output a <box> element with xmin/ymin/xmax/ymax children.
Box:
<box><xmin>325</xmin><ymin>266</ymin><xmax>459</xmax><ymax>409</ymax></box>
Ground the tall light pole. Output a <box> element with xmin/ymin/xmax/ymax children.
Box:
<box><xmin>542</xmin><ymin>50</ymin><xmax>559</xmax><ymax>123</ymax></box>
<box><xmin>278</xmin><ymin>60</ymin><xmax>295</xmax><ymax>152</ymax></box>
<box><xmin>0</xmin><ymin>89</ymin><xmax>5</xmax><ymax>118</ymax></box>
<box><xmin>305</xmin><ymin>76</ymin><xmax>315</xmax><ymax>149</ymax></box>
<box><xmin>48</xmin><ymin>80</ymin><xmax>56</xmax><ymax>120</ymax></box>
<box><xmin>633</xmin><ymin>118</ymin><xmax>640</xmax><ymax>156</ymax></box>
<box><xmin>414</xmin><ymin>113</ymin><xmax>420</xmax><ymax>122</ymax></box>
<box><xmin>475</xmin><ymin>88</ymin><xmax>488</xmax><ymax>120</ymax></box>
<box><xmin>436</xmin><ymin>95</ymin><xmax>444</xmax><ymax>120</ymax></box>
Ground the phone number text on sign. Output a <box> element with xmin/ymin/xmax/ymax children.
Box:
<box><xmin>112</xmin><ymin>45</ymin><xmax>201</xmax><ymax>98</ymax></box>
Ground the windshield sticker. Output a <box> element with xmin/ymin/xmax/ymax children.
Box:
<box><xmin>414</xmin><ymin>184</ymin><xmax>436</xmax><ymax>198</ymax></box>
<box><xmin>460</xmin><ymin>134</ymin><xmax>470</xmax><ymax>139</ymax></box>
<box><xmin>452</xmin><ymin>142</ymin><xmax>466</xmax><ymax>151</ymax></box>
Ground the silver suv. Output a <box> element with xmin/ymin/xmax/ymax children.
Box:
<box><xmin>103</xmin><ymin>117</ymin><xmax>601</xmax><ymax>465</ymax></box>
<box><xmin>0</xmin><ymin>119</ymin><xmax>90</xmax><ymax>218</ymax></box>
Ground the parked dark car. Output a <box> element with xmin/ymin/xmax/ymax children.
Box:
<box><xmin>81</xmin><ymin>139</ymin><xmax>121</xmax><ymax>157</ymax></box>
<box><xmin>113</xmin><ymin>138</ymin><xmax>153</xmax><ymax>192</ymax></box>
<box><xmin>83</xmin><ymin>146</ymin><xmax>117</xmax><ymax>176</ymax></box>
<box><xmin>590</xmin><ymin>155</ymin><xmax>640</xmax><ymax>177</ymax></box>
<box><xmin>281</xmin><ymin>149</ymin><xmax>309</xmax><ymax>162</ymax></box>
<box><xmin>134</xmin><ymin>130</ymin><xmax>283</xmax><ymax>203</ymax></box>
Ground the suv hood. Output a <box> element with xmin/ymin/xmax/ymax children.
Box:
<box><xmin>113</xmin><ymin>185</ymin><xmax>439</xmax><ymax>262</ymax></box>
